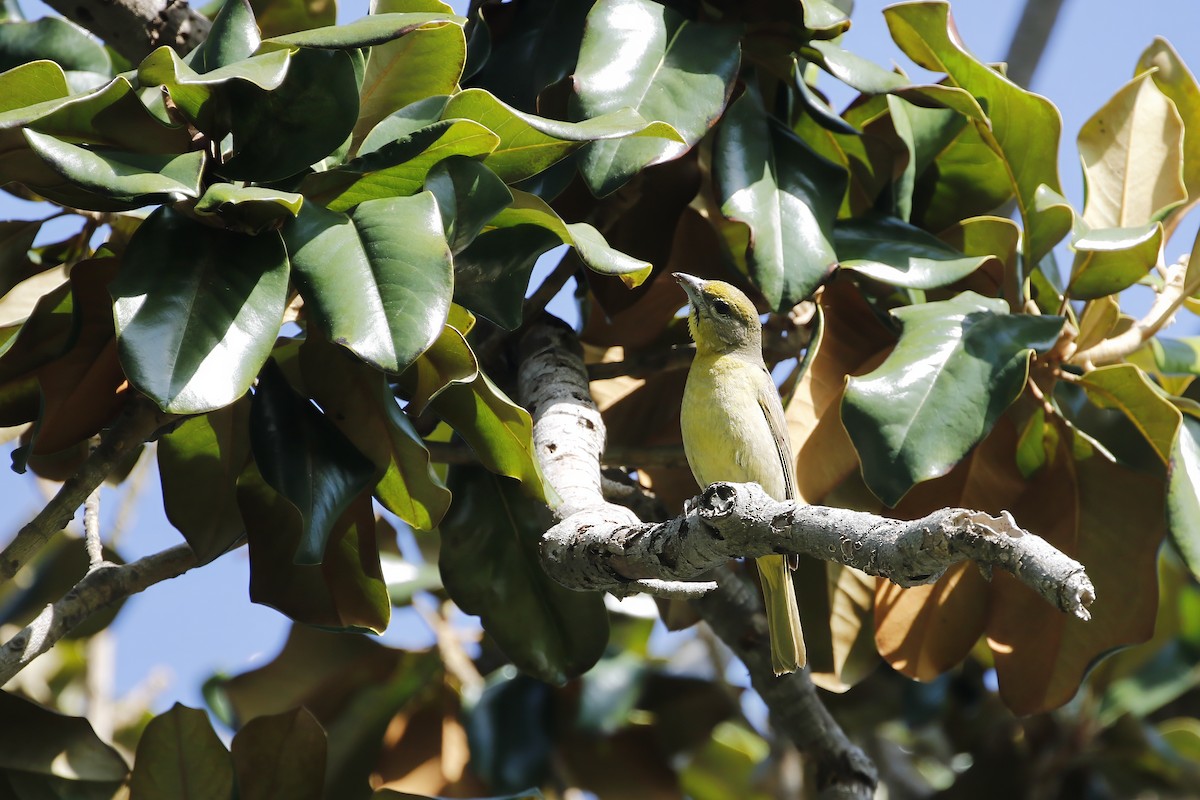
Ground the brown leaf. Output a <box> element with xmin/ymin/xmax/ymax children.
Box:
<box><xmin>372</xmin><ymin>681</ymin><xmax>485</xmax><ymax>797</ymax></box>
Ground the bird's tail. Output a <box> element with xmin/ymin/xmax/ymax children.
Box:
<box><xmin>755</xmin><ymin>555</ymin><xmax>806</xmax><ymax>675</ymax></box>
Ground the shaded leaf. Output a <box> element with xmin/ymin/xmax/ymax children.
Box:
<box><xmin>440</xmin><ymin>465</ymin><xmax>607</xmax><ymax>683</ymax></box>
<box><xmin>191</xmin><ymin>0</ymin><xmax>260</xmax><ymax>73</ymax></box>
<box><xmin>452</xmin><ymin>225</ymin><xmax>562</xmax><ymax>329</ymax></box>
<box><xmin>129</xmin><ymin>704</ymin><xmax>233</xmax><ymax>800</ymax></box>
<box><xmin>1078</xmin><ymin>71</ymin><xmax>1186</xmax><ymax>229</ymax></box>
<box><xmin>0</xmin><ymin>219</ymin><xmax>42</xmax><ymax>298</ymax></box>
<box><xmin>836</xmin><ymin>215</ymin><xmax>991</xmax><ymax>289</ymax></box>
<box><xmin>284</xmin><ymin>193</ymin><xmax>453</xmax><ymax>373</ymax></box>
<box><xmin>843</xmin><ymin>292</ymin><xmax>1063</xmax><ymax>506</ymax></box>
<box><xmin>300</xmin><ymin>337</ymin><xmax>451</xmax><ymax>530</ymax></box>
<box><xmin>249</xmin><ymin>0</ymin><xmax>335</xmax><ymax>38</ymax></box>
<box><xmin>158</xmin><ymin>398</ymin><xmax>252</xmax><ymax>564</ymax></box>
<box><xmin>263</xmin><ymin>12</ymin><xmax>463</xmax><ymax>49</ymax></box>
<box><xmin>250</xmin><ymin>359</ymin><xmax>376</xmax><ymax>565</ymax></box>
<box><xmin>1168</xmin><ymin>415</ymin><xmax>1200</xmax><ymax>581</ymax></box>
<box><xmin>231</xmin><ymin>707</ymin><xmax>326</xmax><ymax>800</ymax></box>
<box><xmin>0</xmin><ymin>691</ymin><xmax>127</xmax><ymax>782</ymax></box>
<box><xmin>0</xmin><ymin>17</ymin><xmax>110</xmax><ymax>75</ymax></box>
<box><xmin>398</xmin><ymin>318</ymin><xmax>477</xmax><ymax>415</ymax></box>
<box><xmin>425</xmin><ymin>155</ymin><xmax>513</xmax><ymax>253</ymax></box>
<box><xmin>714</xmin><ymin>88</ymin><xmax>844</xmax><ymax>310</ymax></box>
<box><xmin>112</xmin><ymin>207</ymin><xmax>289</xmax><ymax>413</ymax></box>
<box><xmin>573</xmin><ymin>0</ymin><xmax>740</xmax><ymax>196</ymax></box>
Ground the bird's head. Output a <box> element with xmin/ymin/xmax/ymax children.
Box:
<box><xmin>673</xmin><ymin>272</ymin><xmax>762</xmax><ymax>356</ymax></box>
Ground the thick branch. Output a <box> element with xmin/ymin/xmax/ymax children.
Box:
<box><xmin>0</xmin><ymin>543</ymin><xmax>197</xmax><ymax>686</ymax></box>
<box><xmin>44</xmin><ymin>0</ymin><xmax>210</xmax><ymax>64</ymax></box>
<box><xmin>1</xmin><ymin>397</ymin><xmax>169</xmax><ymax>584</ymax></box>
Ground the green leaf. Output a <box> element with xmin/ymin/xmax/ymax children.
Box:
<box><xmin>191</xmin><ymin>0</ymin><xmax>260</xmax><ymax>73</ymax></box>
<box><xmin>22</xmin><ymin>130</ymin><xmax>204</xmax><ymax>210</ymax></box>
<box><xmin>1169</xmin><ymin>416</ymin><xmax>1200</xmax><ymax>581</ymax></box>
<box><xmin>238</xmin><ymin>465</ymin><xmax>390</xmax><ymax>631</ymax></box>
<box><xmin>250</xmin><ymin>360</ymin><xmax>377</xmax><ymax>565</ymax></box>
<box><xmin>425</xmin><ymin>155</ymin><xmax>513</xmax><ymax>253</ymax></box>
<box><xmin>714</xmin><ymin>88</ymin><xmax>844</xmax><ymax>310</ymax></box>
<box><xmin>0</xmin><ymin>279</ymin><xmax>72</xmax><ymax>386</ymax></box>
<box><xmin>0</xmin><ymin>18</ymin><xmax>110</xmax><ymax>75</ymax></box>
<box><xmin>1078</xmin><ymin>71</ymin><xmax>1186</xmax><ymax>229</ymax></box>
<box><xmin>128</xmin><ymin>704</ymin><xmax>233</xmax><ymax>800</ymax></box>
<box><xmin>442</xmin><ymin>87</ymin><xmax>684</xmax><ymax>184</ymax></box>
<box><xmin>398</xmin><ymin>318</ymin><xmax>477</xmax><ymax>415</ymax></box>
<box><xmin>430</xmin><ymin>369</ymin><xmax>544</xmax><ymax>500</ymax></box>
<box><xmin>440</xmin><ymin>465</ymin><xmax>607</xmax><ymax>683</ymax></box>
<box><xmin>453</xmin><ymin>225</ymin><xmax>562</xmax><ymax>329</ymax></box>
<box><xmin>303</xmin><ymin>119</ymin><xmax>499</xmax><ymax>210</ymax></box>
<box><xmin>137</xmin><ymin>46</ymin><xmax>291</xmax><ymax>137</ymax></box>
<box><xmin>843</xmin><ymin>292</ymin><xmax>1064</xmax><ymax>506</ymax></box>
<box><xmin>263</xmin><ymin>12</ymin><xmax>463</xmax><ymax>49</ymax></box>
<box><xmin>0</xmin><ymin>691</ymin><xmax>127</xmax><ymax>782</ymax></box>
<box><xmin>804</xmin><ymin>40</ymin><xmax>909</xmax><ymax>94</ymax></box>
<box><xmin>565</xmin><ymin>222</ymin><xmax>651</xmax><ymax>288</ymax></box>
<box><xmin>1066</xmin><ymin>221</ymin><xmax>1163</xmax><ymax>300</ymax></box>
<box><xmin>1079</xmin><ymin>363</ymin><xmax>1181</xmax><ymax>465</ymax></box>
<box><xmin>299</xmin><ymin>337</ymin><xmax>451</xmax><ymax>530</ymax></box>
<box><xmin>573</xmin><ymin>0</ymin><xmax>740</xmax><ymax>196</ymax></box>
<box><xmin>835</xmin><ymin>215</ymin><xmax>991</xmax><ymax>289</ymax></box>
<box><xmin>158</xmin><ymin>399</ymin><xmax>252</xmax><ymax>564</ymax></box>
<box><xmin>0</xmin><ymin>219</ymin><xmax>41</xmax><ymax>297</ymax></box>
<box><xmin>249</xmin><ymin>0</ymin><xmax>335</xmax><ymax>38</ymax></box>
<box><xmin>220</xmin><ymin>47</ymin><xmax>359</xmax><ymax>181</ymax></box>
<box><xmin>112</xmin><ymin>207</ymin><xmax>289</xmax><ymax>413</ymax></box>
<box><xmin>885</xmin><ymin>2</ymin><xmax>1070</xmax><ymax>264</ymax></box>
<box><xmin>0</xmin><ymin>59</ymin><xmax>70</xmax><ymax>113</ymax></box>
<box><xmin>353</xmin><ymin>0</ymin><xmax>465</xmax><ymax>148</ymax></box>
<box><xmin>1150</xmin><ymin>338</ymin><xmax>1200</xmax><ymax>375</ymax></box>
<box><xmin>284</xmin><ymin>193</ymin><xmax>453</xmax><ymax>373</ymax></box>
<box><xmin>194</xmin><ymin>183</ymin><xmax>303</xmax><ymax>232</ymax></box>
<box><xmin>231</xmin><ymin>708</ymin><xmax>326</xmax><ymax>800</ymax></box>
<box><xmin>357</xmin><ymin>94</ymin><xmax>449</xmax><ymax>153</ymax></box>
<box><xmin>793</xmin><ymin>58</ymin><xmax>860</xmax><ymax>136</ymax></box>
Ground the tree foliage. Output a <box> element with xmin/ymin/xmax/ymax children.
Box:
<box><xmin>1</xmin><ymin>0</ymin><xmax>1200</xmax><ymax>796</ymax></box>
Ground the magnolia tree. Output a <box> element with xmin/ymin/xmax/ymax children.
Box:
<box><xmin>1</xmin><ymin>0</ymin><xmax>1199</xmax><ymax>796</ymax></box>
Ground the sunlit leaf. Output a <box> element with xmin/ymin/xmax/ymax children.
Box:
<box><xmin>0</xmin><ymin>17</ymin><xmax>110</xmax><ymax>75</ymax></box>
<box><xmin>836</xmin><ymin>215</ymin><xmax>991</xmax><ymax>289</ymax></box>
<box><xmin>194</xmin><ymin>183</ymin><xmax>304</xmax><ymax>233</ymax></box>
<box><xmin>1168</xmin><ymin>416</ymin><xmax>1200</xmax><ymax>582</ymax></box>
<box><xmin>263</xmin><ymin>11</ymin><xmax>463</xmax><ymax>49</ymax></box>
<box><xmin>191</xmin><ymin>0</ymin><xmax>260</xmax><ymax>73</ymax></box>
<box><xmin>1079</xmin><ymin>363</ymin><xmax>1181</xmax><ymax>464</ymax></box>
<box><xmin>1067</xmin><ymin>221</ymin><xmax>1163</xmax><ymax>300</ymax></box>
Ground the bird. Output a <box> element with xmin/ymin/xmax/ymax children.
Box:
<box><xmin>675</xmin><ymin>272</ymin><xmax>806</xmax><ymax>675</ymax></box>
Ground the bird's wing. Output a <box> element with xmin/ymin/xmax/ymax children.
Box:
<box><xmin>756</xmin><ymin>366</ymin><xmax>797</xmax><ymax>503</ymax></box>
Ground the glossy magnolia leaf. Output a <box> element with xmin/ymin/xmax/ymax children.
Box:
<box><xmin>158</xmin><ymin>399</ymin><xmax>252</xmax><ymax>564</ymax></box>
<box><xmin>284</xmin><ymin>193</ymin><xmax>452</xmax><ymax>373</ymax></box>
<box><xmin>0</xmin><ymin>59</ymin><xmax>70</xmax><ymax>113</ymax></box>
<box><xmin>300</xmin><ymin>337</ymin><xmax>451</xmax><ymax>530</ymax></box>
<box><xmin>804</xmin><ymin>39</ymin><xmax>909</xmax><ymax>95</ymax></box>
<box><xmin>303</xmin><ymin>119</ymin><xmax>499</xmax><ymax>211</ymax></box>
<box><xmin>194</xmin><ymin>182</ymin><xmax>303</xmax><ymax>232</ymax></box>
<box><xmin>843</xmin><ymin>292</ymin><xmax>1064</xmax><ymax>506</ymax></box>
<box><xmin>191</xmin><ymin>0</ymin><xmax>260</xmax><ymax>73</ymax></box>
<box><xmin>238</xmin><ymin>466</ymin><xmax>391</xmax><ymax>631</ymax></box>
<box><xmin>137</xmin><ymin>46</ymin><xmax>291</xmax><ymax>136</ymax></box>
<box><xmin>573</xmin><ymin>0</ymin><xmax>740</xmax><ymax>196</ymax></box>
<box><xmin>0</xmin><ymin>279</ymin><xmax>72</xmax><ymax>388</ymax></box>
<box><xmin>836</xmin><ymin>215</ymin><xmax>991</xmax><ymax>289</ymax></box>
<box><xmin>128</xmin><ymin>704</ymin><xmax>233</xmax><ymax>800</ymax></box>
<box><xmin>453</xmin><ymin>225</ymin><xmax>561</xmax><ymax>329</ymax></box>
<box><xmin>1075</xmin><ymin>295</ymin><xmax>1122</xmax><ymax>352</ymax></box>
<box><xmin>263</xmin><ymin>11</ymin><xmax>463</xmax><ymax>48</ymax></box>
<box><xmin>442</xmin><ymin>87</ymin><xmax>683</xmax><ymax>183</ymax></box>
<box><xmin>1150</xmin><ymin>337</ymin><xmax>1200</xmax><ymax>375</ymax></box>
<box><xmin>231</xmin><ymin>708</ymin><xmax>326</xmax><ymax>800</ymax></box>
<box><xmin>1079</xmin><ymin>71</ymin><xmax>1186</xmax><ymax>229</ymax></box>
<box><xmin>430</xmin><ymin>369</ymin><xmax>544</xmax><ymax>499</ymax></box>
<box><xmin>714</xmin><ymin>89</ymin><xmax>844</xmax><ymax>310</ymax></box>
<box><xmin>0</xmin><ymin>219</ymin><xmax>41</xmax><ymax>297</ymax></box>
<box><xmin>220</xmin><ymin>47</ymin><xmax>359</xmax><ymax>181</ymax></box>
<box><xmin>249</xmin><ymin>0</ymin><xmax>335</xmax><ymax>38</ymax></box>
<box><xmin>566</xmin><ymin>222</ymin><xmax>651</xmax><ymax>288</ymax></box>
<box><xmin>1168</xmin><ymin>415</ymin><xmax>1200</xmax><ymax>581</ymax></box>
<box><xmin>1067</xmin><ymin>221</ymin><xmax>1163</xmax><ymax>300</ymax></box>
<box><xmin>440</xmin><ymin>465</ymin><xmax>607</xmax><ymax>683</ymax></box>
<box><xmin>353</xmin><ymin>0</ymin><xmax>465</xmax><ymax>147</ymax></box>
<box><xmin>0</xmin><ymin>17</ymin><xmax>110</xmax><ymax>74</ymax></box>
<box><xmin>250</xmin><ymin>360</ymin><xmax>376</xmax><ymax>565</ymax></box>
<box><xmin>1079</xmin><ymin>363</ymin><xmax>1181</xmax><ymax>464</ymax></box>
<box><xmin>425</xmin><ymin>155</ymin><xmax>513</xmax><ymax>253</ymax></box>
<box><xmin>885</xmin><ymin>2</ymin><xmax>1070</xmax><ymax>264</ymax></box>
<box><xmin>112</xmin><ymin>207</ymin><xmax>289</xmax><ymax>413</ymax></box>
<box><xmin>399</xmin><ymin>319</ymin><xmax>477</xmax><ymax>415</ymax></box>
<box><xmin>23</xmin><ymin>130</ymin><xmax>204</xmax><ymax>209</ymax></box>
<box><xmin>356</xmin><ymin>94</ymin><xmax>449</xmax><ymax>153</ymax></box>
<box><xmin>1138</xmin><ymin>38</ymin><xmax>1200</xmax><ymax>236</ymax></box>
<box><xmin>0</xmin><ymin>691</ymin><xmax>128</xmax><ymax>786</ymax></box>
<box><xmin>987</xmin><ymin>440</ymin><xmax>1163</xmax><ymax>715</ymax></box>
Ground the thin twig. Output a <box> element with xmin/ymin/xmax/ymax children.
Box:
<box><xmin>1070</xmin><ymin>257</ymin><xmax>1189</xmax><ymax>368</ymax></box>
<box><xmin>0</xmin><ymin>543</ymin><xmax>197</xmax><ymax>685</ymax></box>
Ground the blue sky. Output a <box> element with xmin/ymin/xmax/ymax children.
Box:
<box><xmin>2</xmin><ymin>0</ymin><xmax>1200</xmax><ymax>716</ymax></box>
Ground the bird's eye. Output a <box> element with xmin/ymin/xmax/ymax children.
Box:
<box><xmin>712</xmin><ymin>299</ymin><xmax>732</xmax><ymax>316</ymax></box>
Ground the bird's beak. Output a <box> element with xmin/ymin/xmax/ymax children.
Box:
<box><xmin>672</xmin><ymin>272</ymin><xmax>705</xmax><ymax>307</ymax></box>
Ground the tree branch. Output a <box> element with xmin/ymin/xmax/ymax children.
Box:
<box><xmin>1</xmin><ymin>396</ymin><xmax>170</xmax><ymax>585</ymax></box>
<box><xmin>0</xmin><ymin>543</ymin><xmax>197</xmax><ymax>686</ymax></box>
<box><xmin>44</xmin><ymin>0</ymin><xmax>210</xmax><ymax>65</ymax></box>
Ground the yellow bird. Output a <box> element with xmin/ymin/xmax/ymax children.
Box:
<box><xmin>675</xmin><ymin>272</ymin><xmax>806</xmax><ymax>675</ymax></box>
